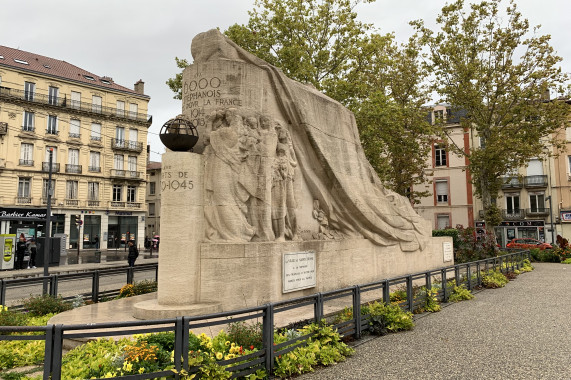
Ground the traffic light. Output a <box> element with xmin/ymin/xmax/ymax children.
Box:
<box><xmin>75</xmin><ymin>215</ymin><xmax>83</xmax><ymax>226</ymax></box>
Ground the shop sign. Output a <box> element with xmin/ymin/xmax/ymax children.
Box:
<box><xmin>499</xmin><ymin>220</ymin><xmax>544</xmax><ymax>227</ymax></box>
<box><xmin>0</xmin><ymin>208</ymin><xmax>47</xmax><ymax>220</ymax></box>
<box><xmin>115</xmin><ymin>211</ymin><xmax>133</xmax><ymax>216</ymax></box>
<box><xmin>560</xmin><ymin>211</ymin><xmax>571</xmax><ymax>222</ymax></box>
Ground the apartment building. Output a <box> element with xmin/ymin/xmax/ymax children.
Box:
<box><xmin>145</xmin><ymin>160</ymin><xmax>161</xmax><ymax>239</ymax></box>
<box><xmin>413</xmin><ymin>105</ymin><xmax>474</xmax><ymax>230</ymax></box>
<box><xmin>0</xmin><ymin>45</ymin><xmax>151</xmax><ymax>250</ymax></box>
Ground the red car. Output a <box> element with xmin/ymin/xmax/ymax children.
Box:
<box><xmin>506</xmin><ymin>238</ymin><xmax>552</xmax><ymax>250</ymax></box>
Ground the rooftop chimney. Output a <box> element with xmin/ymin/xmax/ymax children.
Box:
<box><xmin>134</xmin><ymin>79</ymin><xmax>145</xmax><ymax>95</ymax></box>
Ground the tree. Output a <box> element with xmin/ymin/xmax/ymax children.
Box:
<box><xmin>166</xmin><ymin>0</ymin><xmax>436</xmax><ymax>201</ymax></box>
<box><xmin>412</xmin><ymin>0</ymin><xmax>569</xmax><ymax>229</ymax></box>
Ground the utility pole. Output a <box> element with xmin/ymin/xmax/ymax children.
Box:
<box><xmin>43</xmin><ymin>148</ymin><xmax>53</xmax><ymax>294</ymax></box>
<box><xmin>546</xmin><ymin>196</ymin><xmax>555</xmax><ymax>245</ymax></box>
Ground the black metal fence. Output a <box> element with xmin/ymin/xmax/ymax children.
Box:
<box><xmin>0</xmin><ymin>251</ymin><xmax>530</xmax><ymax>379</ymax></box>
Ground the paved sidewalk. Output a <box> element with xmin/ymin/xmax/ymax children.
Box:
<box><xmin>301</xmin><ymin>263</ymin><xmax>571</xmax><ymax>380</ymax></box>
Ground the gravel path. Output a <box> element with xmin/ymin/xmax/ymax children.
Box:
<box><xmin>301</xmin><ymin>263</ymin><xmax>571</xmax><ymax>380</ymax></box>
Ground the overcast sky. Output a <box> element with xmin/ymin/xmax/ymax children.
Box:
<box><xmin>1</xmin><ymin>0</ymin><xmax>569</xmax><ymax>162</ymax></box>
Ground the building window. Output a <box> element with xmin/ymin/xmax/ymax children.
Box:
<box><xmin>117</xmin><ymin>100</ymin><xmax>125</xmax><ymax>116</ymax></box>
<box><xmin>69</xmin><ymin>119</ymin><xmax>80</xmax><ymax>138</ymax></box>
<box><xmin>47</xmin><ymin>115</ymin><xmax>58</xmax><ymax>134</ymax></box>
<box><xmin>436</xmin><ymin>214</ymin><xmax>450</xmax><ymax>230</ymax></box>
<box><xmin>68</xmin><ymin>149</ymin><xmax>79</xmax><ymax>165</ymax></box>
<box><xmin>529</xmin><ymin>193</ymin><xmax>545</xmax><ymax>213</ymax></box>
<box><xmin>128</xmin><ymin>156</ymin><xmax>137</xmax><ymax>172</ymax></box>
<box><xmin>92</xmin><ymin>95</ymin><xmax>102</xmax><ymax>113</ymax></box>
<box><xmin>20</xmin><ymin>143</ymin><xmax>34</xmax><ymax>165</ymax></box>
<box><xmin>129</xmin><ymin>103</ymin><xmax>138</xmax><ymax>118</ymax></box>
<box><xmin>435</xmin><ymin>180</ymin><xmax>448</xmax><ymax>204</ymax></box>
<box><xmin>24</xmin><ymin>81</ymin><xmax>35</xmax><ymax>101</ymax></box>
<box><xmin>48</xmin><ymin>86</ymin><xmax>58</xmax><ymax>105</ymax></box>
<box><xmin>114</xmin><ymin>154</ymin><xmax>124</xmax><ymax>170</ymax></box>
<box><xmin>113</xmin><ymin>185</ymin><xmax>122</xmax><ymax>201</ymax></box>
<box><xmin>44</xmin><ymin>146</ymin><xmax>57</xmax><ymax>168</ymax></box>
<box><xmin>115</xmin><ymin>126</ymin><xmax>125</xmax><ymax>147</ymax></box>
<box><xmin>434</xmin><ymin>144</ymin><xmax>447</xmax><ymax>167</ymax></box>
<box><xmin>23</xmin><ymin>111</ymin><xmax>34</xmax><ymax>131</ymax></box>
<box><xmin>18</xmin><ymin>177</ymin><xmax>31</xmax><ymax>198</ymax></box>
<box><xmin>66</xmin><ymin>180</ymin><xmax>78</xmax><ymax>199</ymax></box>
<box><xmin>89</xmin><ymin>151</ymin><xmax>100</xmax><ymax>172</ymax></box>
<box><xmin>127</xmin><ymin>186</ymin><xmax>136</xmax><ymax>203</ymax></box>
<box><xmin>88</xmin><ymin>182</ymin><xmax>99</xmax><ymax>200</ymax></box>
<box><xmin>90</xmin><ymin>122</ymin><xmax>101</xmax><ymax>141</ymax></box>
<box><xmin>149</xmin><ymin>182</ymin><xmax>156</xmax><ymax>195</ymax></box>
<box><xmin>71</xmin><ymin>91</ymin><xmax>81</xmax><ymax>109</ymax></box>
<box><xmin>149</xmin><ymin>203</ymin><xmax>155</xmax><ymax>216</ymax></box>
<box><xmin>505</xmin><ymin>193</ymin><xmax>520</xmax><ymax>214</ymax></box>
<box><xmin>42</xmin><ymin>179</ymin><xmax>55</xmax><ymax>198</ymax></box>
<box><xmin>129</xmin><ymin>128</ymin><xmax>138</xmax><ymax>149</ymax></box>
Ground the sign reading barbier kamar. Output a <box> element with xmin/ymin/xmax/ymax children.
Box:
<box><xmin>0</xmin><ymin>208</ymin><xmax>47</xmax><ymax>220</ymax></box>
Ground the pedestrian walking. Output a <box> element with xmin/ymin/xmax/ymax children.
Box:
<box><xmin>127</xmin><ymin>240</ymin><xmax>139</xmax><ymax>267</ymax></box>
<box><xmin>15</xmin><ymin>233</ymin><xmax>27</xmax><ymax>270</ymax></box>
<box><xmin>94</xmin><ymin>234</ymin><xmax>100</xmax><ymax>249</ymax></box>
<box><xmin>28</xmin><ymin>238</ymin><xmax>37</xmax><ymax>268</ymax></box>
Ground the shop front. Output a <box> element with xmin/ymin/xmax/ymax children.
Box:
<box><xmin>107</xmin><ymin>212</ymin><xmax>138</xmax><ymax>249</ymax></box>
<box><xmin>0</xmin><ymin>207</ymin><xmax>48</xmax><ymax>239</ymax></box>
<box><xmin>494</xmin><ymin>220</ymin><xmax>546</xmax><ymax>247</ymax></box>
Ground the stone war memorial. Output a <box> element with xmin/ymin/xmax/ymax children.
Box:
<box><xmin>134</xmin><ymin>29</ymin><xmax>453</xmax><ymax>319</ymax></box>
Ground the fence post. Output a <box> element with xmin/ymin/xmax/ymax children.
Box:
<box><xmin>50</xmin><ymin>275</ymin><xmax>58</xmax><ymax>297</ymax></box>
<box><xmin>182</xmin><ymin>317</ymin><xmax>190</xmax><ymax>372</ymax></box>
<box><xmin>353</xmin><ymin>286</ymin><xmax>361</xmax><ymax>340</ymax></box>
<box><xmin>314</xmin><ymin>293</ymin><xmax>323</xmax><ymax>323</ymax></box>
<box><xmin>43</xmin><ymin>324</ymin><xmax>55</xmax><ymax>379</ymax></box>
<box><xmin>263</xmin><ymin>303</ymin><xmax>275</xmax><ymax>376</ymax></box>
<box><xmin>466</xmin><ymin>264</ymin><xmax>472</xmax><ymax>291</ymax></box>
<box><xmin>441</xmin><ymin>268</ymin><xmax>448</xmax><ymax>302</ymax></box>
<box><xmin>499</xmin><ymin>256</ymin><xmax>503</xmax><ymax>273</ymax></box>
<box><xmin>382</xmin><ymin>280</ymin><xmax>390</xmax><ymax>304</ymax></box>
<box><xmin>0</xmin><ymin>280</ymin><xmax>5</xmax><ymax>306</ymax></box>
<box><xmin>174</xmin><ymin>317</ymin><xmax>184</xmax><ymax>379</ymax></box>
<box><xmin>406</xmin><ymin>275</ymin><xmax>413</xmax><ymax>312</ymax></box>
<box><xmin>476</xmin><ymin>262</ymin><xmax>481</xmax><ymax>287</ymax></box>
<box><xmin>127</xmin><ymin>266</ymin><xmax>134</xmax><ymax>284</ymax></box>
<box><xmin>50</xmin><ymin>324</ymin><xmax>64</xmax><ymax>380</ymax></box>
<box><xmin>91</xmin><ymin>271</ymin><xmax>100</xmax><ymax>303</ymax></box>
<box><xmin>425</xmin><ymin>273</ymin><xmax>432</xmax><ymax>291</ymax></box>
<box><xmin>454</xmin><ymin>265</ymin><xmax>461</xmax><ymax>286</ymax></box>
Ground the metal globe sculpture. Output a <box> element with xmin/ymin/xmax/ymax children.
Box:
<box><xmin>159</xmin><ymin>115</ymin><xmax>199</xmax><ymax>151</ymax></box>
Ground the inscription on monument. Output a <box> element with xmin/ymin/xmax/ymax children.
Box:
<box><xmin>443</xmin><ymin>242</ymin><xmax>453</xmax><ymax>262</ymax></box>
<box><xmin>283</xmin><ymin>251</ymin><xmax>316</xmax><ymax>293</ymax></box>
<box><xmin>161</xmin><ymin>169</ymin><xmax>194</xmax><ymax>191</ymax></box>
<box><xmin>182</xmin><ymin>72</ymin><xmax>242</xmax><ymax>127</ymax></box>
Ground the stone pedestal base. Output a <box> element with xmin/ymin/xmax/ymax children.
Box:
<box><xmin>133</xmin><ymin>298</ymin><xmax>221</xmax><ymax>320</ymax></box>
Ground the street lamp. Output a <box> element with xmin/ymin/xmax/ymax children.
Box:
<box><xmin>43</xmin><ymin>148</ymin><xmax>53</xmax><ymax>294</ymax></box>
<box><xmin>546</xmin><ymin>195</ymin><xmax>555</xmax><ymax>245</ymax></box>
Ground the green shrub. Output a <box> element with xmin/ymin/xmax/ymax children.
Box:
<box><xmin>414</xmin><ymin>287</ymin><xmax>441</xmax><ymax>313</ymax></box>
<box><xmin>389</xmin><ymin>289</ymin><xmax>407</xmax><ymax>303</ymax></box>
<box><xmin>226</xmin><ymin>321</ymin><xmax>263</xmax><ymax>350</ymax></box>
<box><xmin>133</xmin><ymin>279</ymin><xmax>158</xmax><ymax>295</ymax></box>
<box><xmin>481</xmin><ymin>270</ymin><xmax>509</xmax><ymax>288</ymax></box>
<box><xmin>520</xmin><ymin>258</ymin><xmax>534</xmax><ymax>272</ymax></box>
<box><xmin>448</xmin><ymin>283</ymin><xmax>474</xmax><ymax>302</ymax></box>
<box><xmin>432</xmin><ymin>229</ymin><xmax>460</xmax><ymax>249</ymax></box>
<box><xmin>364</xmin><ymin>301</ymin><xmax>414</xmax><ymax>334</ymax></box>
<box><xmin>60</xmin><ymin>338</ymin><xmax>129</xmax><ymax>379</ymax></box>
<box><xmin>0</xmin><ymin>305</ymin><xmax>27</xmax><ymax>328</ymax></box>
<box><xmin>529</xmin><ymin>248</ymin><xmax>541</xmax><ymax>261</ymax></box>
<box><xmin>22</xmin><ymin>294</ymin><xmax>72</xmax><ymax>316</ymax></box>
<box><xmin>562</xmin><ymin>258</ymin><xmax>571</xmax><ymax>264</ymax></box>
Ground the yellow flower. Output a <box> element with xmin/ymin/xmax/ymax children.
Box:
<box><xmin>215</xmin><ymin>352</ymin><xmax>223</xmax><ymax>360</ymax></box>
<box><xmin>138</xmin><ymin>368</ymin><xmax>145</xmax><ymax>374</ymax></box>
<box><xmin>225</xmin><ymin>340</ymin><xmax>231</xmax><ymax>346</ymax></box>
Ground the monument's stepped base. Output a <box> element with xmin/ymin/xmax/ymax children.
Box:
<box><xmin>135</xmin><ymin>236</ymin><xmax>450</xmax><ymax>319</ymax></box>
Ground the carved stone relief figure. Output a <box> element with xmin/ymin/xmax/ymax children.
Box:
<box><xmin>312</xmin><ymin>199</ymin><xmax>334</xmax><ymax>240</ymax></box>
<box><xmin>276</xmin><ymin>125</ymin><xmax>299</xmax><ymax>240</ymax></box>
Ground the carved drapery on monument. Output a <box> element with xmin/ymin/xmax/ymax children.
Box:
<box><xmin>185</xmin><ymin>29</ymin><xmax>431</xmax><ymax>251</ymax></box>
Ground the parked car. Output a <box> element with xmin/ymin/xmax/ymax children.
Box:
<box><xmin>506</xmin><ymin>238</ymin><xmax>552</xmax><ymax>250</ymax></box>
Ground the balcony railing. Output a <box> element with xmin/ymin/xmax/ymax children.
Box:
<box><xmin>502</xmin><ymin>209</ymin><xmax>525</xmax><ymax>220</ymax></box>
<box><xmin>65</xmin><ymin>164</ymin><xmax>82</xmax><ymax>174</ymax></box>
<box><xmin>524</xmin><ymin>175</ymin><xmax>548</xmax><ymax>188</ymax></box>
<box><xmin>110</xmin><ymin>169</ymin><xmax>142</xmax><ymax>179</ymax></box>
<box><xmin>111</xmin><ymin>138</ymin><xmax>144</xmax><ymax>152</ymax></box>
<box><xmin>110</xmin><ymin>201</ymin><xmax>125</xmax><ymax>208</ymax></box>
<box><xmin>45</xmin><ymin>129</ymin><xmax>59</xmax><ymax>136</ymax></box>
<box><xmin>87</xmin><ymin>200</ymin><xmax>100</xmax><ymax>207</ymax></box>
<box><xmin>126</xmin><ymin>202</ymin><xmax>142</xmax><ymax>209</ymax></box>
<box><xmin>21</xmin><ymin>125</ymin><xmax>35</xmax><ymax>132</ymax></box>
<box><xmin>88</xmin><ymin>166</ymin><xmax>101</xmax><ymax>173</ymax></box>
<box><xmin>526</xmin><ymin>208</ymin><xmax>550</xmax><ymax>217</ymax></box>
<box><xmin>0</xmin><ymin>87</ymin><xmax>152</xmax><ymax>123</ymax></box>
<box><xmin>501</xmin><ymin>177</ymin><xmax>523</xmax><ymax>189</ymax></box>
<box><xmin>90</xmin><ymin>135</ymin><xmax>102</xmax><ymax>142</ymax></box>
<box><xmin>65</xmin><ymin>199</ymin><xmax>79</xmax><ymax>206</ymax></box>
<box><xmin>41</xmin><ymin>197</ymin><xmax>57</xmax><ymax>205</ymax></box>
<box><xmin>108</xmin><ymin>201</ymin><xmax>141</xmax><ymax>209</ymax></box>
<box><xmin>68</xmin><ymin>132</ymin><xmax>81</xmax><ymax>139</ymax></box>
<box><xmin>15</xmin><ymin>196</ymin><xmax>32</xmax><ymax>204</ymax></box>
<box><xmin>42</xmin><ymin>162</ymin><xmax>60</xmax><ymax>173</ymax></box>
<box><xmin>19</xmin><ymin>159</ymin><xmax>34</xmax><ymax>166</ymax></box>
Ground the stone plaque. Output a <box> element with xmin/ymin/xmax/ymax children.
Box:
<box><xmin>283</xmin><ymin>251</ymin><xmax>316</xmax><ymax>293</ymax></box>
<box><xmin>443</xmin><ymin>242</ymin><xmax>453</xmax><ymax>262</ymax></box>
